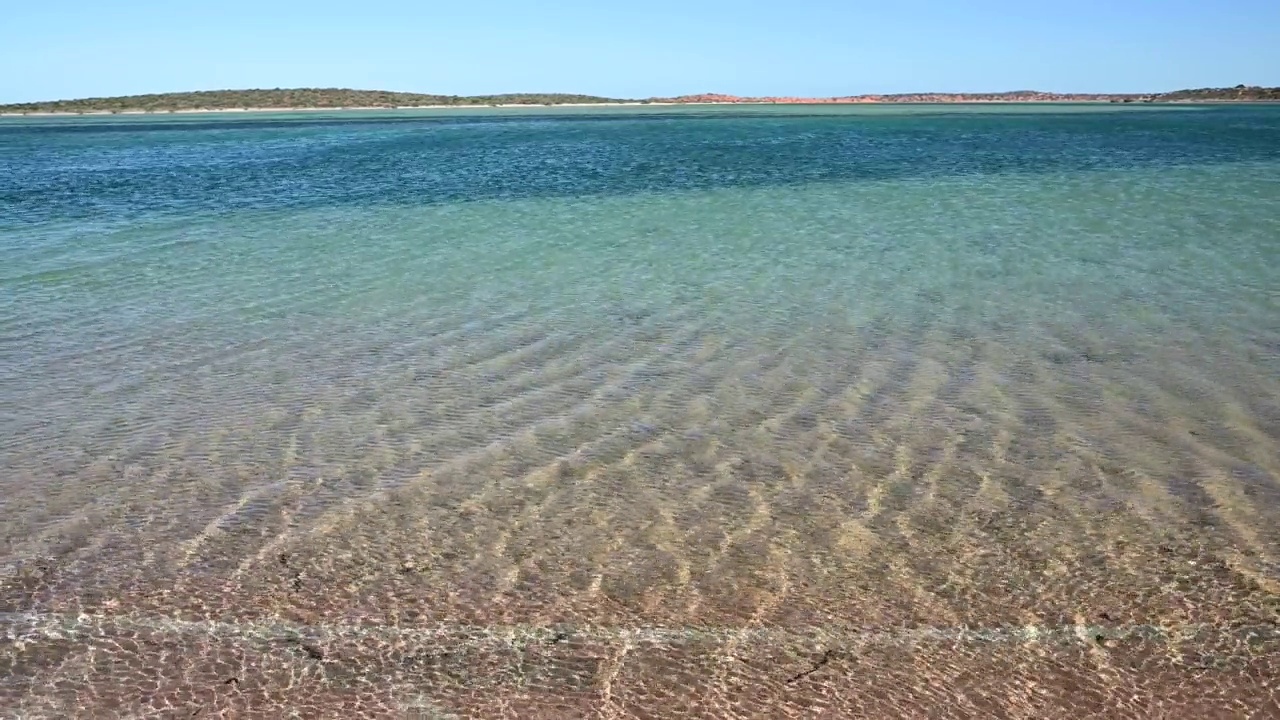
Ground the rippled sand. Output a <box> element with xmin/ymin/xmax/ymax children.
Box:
<box><xmin>3</xmin><ymin>113</ymin><xmax>1280</xmax><ymax>717</ymax></box>
<box><xmin>5</xmin><ymin>308</ymin><xmax>1279</xmax><ymax>717</ymax></box>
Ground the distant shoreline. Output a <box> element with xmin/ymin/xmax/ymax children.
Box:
<box><xmin>4</xmin><ymin>99</ymin><xmax>1277</xmax><ymax>118</ymax></box>
<box><xmin>1</xmin><ymin>102</ymin><xmax>657</xmax><ymax>117</ymax></box>
<box><xmin>3</xmin><ymin>85</ymin><xmax>1277</xmax><ymax>116</ymax></box>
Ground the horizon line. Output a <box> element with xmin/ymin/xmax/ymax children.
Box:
<box><xmin>3</xmin><ymin>84</ymin><xmax>1278</xmax><ymax>107</ymax></box>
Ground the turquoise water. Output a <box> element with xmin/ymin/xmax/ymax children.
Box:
<box><xmin>2</xmin><ymin>105</ymin><xmax>1279</xmax><ymax>716</ymax></box>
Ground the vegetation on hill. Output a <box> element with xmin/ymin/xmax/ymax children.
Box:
<box><xmin>658</xmin><ymin>86</ymin><xmax>1280</xmax><ymax>104</ymax></box>
<box><xmin>1154</xmin><ymin>85</ymin><xmax>1280</xmax><ymax>102</ymax></box>
<box><xmin>0</xmin><ymin>88</ymin><xmax>629</xmax><ymax>114</ymax></box>
<box><xmin>1</xmin><ymin>86</ymin><xmax>1277</xmax><ymax>114</ymax></box>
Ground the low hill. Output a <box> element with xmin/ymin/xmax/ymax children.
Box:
<box><xmin>658</xmin><ymin>86</ymin><xmax>1280</xmax><ymax>104</ymax></box>
<box><xmin>0</xmin><ymin>88</ymin><xmax>629</xmax><ymax>114</ymax></box>
<box><xmin>1</xmin><ymin>86</ymin><xmax>1277</xmax><ymax>114</ymax></box>
<box><xmin>1156</xmin><ymin>85</ymin><xmax>1280</xmax><ymax>102</ymax></box>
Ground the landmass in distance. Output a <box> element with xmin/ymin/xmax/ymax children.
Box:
<box><xmin>1</xmin><ymin>85</ymin><xmax>1277</xmax><ymax>115</ymax></box>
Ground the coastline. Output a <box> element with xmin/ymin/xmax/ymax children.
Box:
<box><xmin>3</xmin><ymin>84</ymin><xmax>1275</xmax><ymax>117</ymax></box>
<box><xmin>3</xmin><ymin>99</ymin><xmax>1273</xmax><ymax>118</ymax></box>
<box><xmin>0</xmin><ymin>102</ymin><xmax>657</xmax><ymax>117</ymax></box>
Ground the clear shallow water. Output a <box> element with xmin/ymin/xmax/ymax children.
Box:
<box><xmin>2</xmin><ymin>105</ymin><xmax>1279</xmax><ymax>717</ymax></box>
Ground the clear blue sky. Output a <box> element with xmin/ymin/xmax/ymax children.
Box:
<box><xmin>3</xmin><ymin>0</ymin><xmax>1278</xmax><ymax>102</ymax></box>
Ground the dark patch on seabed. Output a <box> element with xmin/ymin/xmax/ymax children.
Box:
<box><xmin>0</xmin><ymin>106</ymin><xmax>1237</xmax><ymax>136</ymax></box>
<box><xmin>4</xmin><ymin>105</ymin><xmax>1280</xmax><ymax>226</ymax></box>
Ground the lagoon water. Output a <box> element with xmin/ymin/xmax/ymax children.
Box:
<box><xmin>2</xmin><ymin>105</ymin><xmax>1279</xmax><ymax>717</ymax></box>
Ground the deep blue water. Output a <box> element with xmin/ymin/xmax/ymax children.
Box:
<box><xmin>4</xmin><ymin>105</ymin><xmax>1280</xmax><ymax>226</ymax></box>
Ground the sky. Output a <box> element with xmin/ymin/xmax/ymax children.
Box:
<box><xmin>2</xmin><ymin>0</ymin><xmax>1278</xmax><ymax>102</ymax></box>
